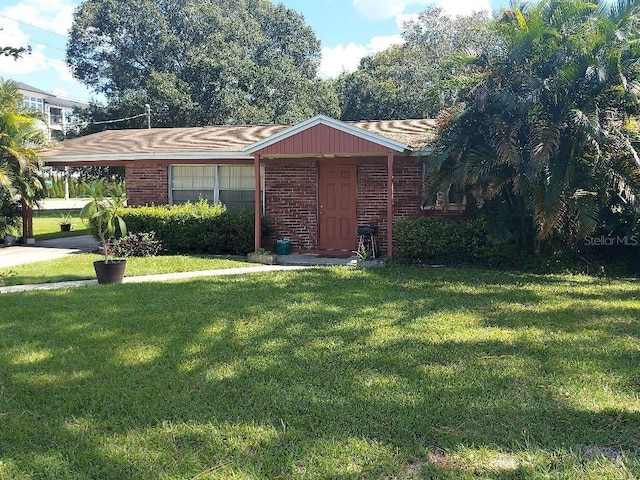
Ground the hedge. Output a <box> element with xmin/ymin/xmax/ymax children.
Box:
<box><xmin>394</xmin><ymin>216</ymin><xmax>520</xmax><ymax>267</ymax></box>
<box><xmin>90</xmin><ymin>201</ymin><xmax>255</xmax><ymax>255</ymax></box>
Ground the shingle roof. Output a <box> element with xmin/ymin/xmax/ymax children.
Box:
<box><xmin>43</xmin><ymin>118</ymin><xmax>436</xmax><ymax>159</ymax></box>
<box><xmin>44</xmin><ymin>125</ymin><xmax>290</xmax><ymax>157</ymax></box>
<box><xmin>349</xmin><ymin>119</ymin><xmax>436</xmax><ymax>149</ymax></box>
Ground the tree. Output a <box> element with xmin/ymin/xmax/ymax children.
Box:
<box><xmin>0</xmin><ymin>79</ymin><xmax>48</xmax><ymax>237</ymax></box>
<box><xmin>336</xmin><ymin>6</ymin><xmax>496</xmax><ymax>121</ymax></box>
<box><xmin>1</xmin><ymin>27</ymin><xmax>32</xmax><ymax>60</ymax></box>
<box><xmin>424</xmin><ymin>0</ymin><xmax>640</xmax><ymax>252</ymax></box>
<box><xmin>67</xmin><ymin>0</ymin><xmax>339</xmax><ymax>128</ymax></box>
<box><xmin>1</xmin><ymin>45</ymin><xmax>31</xmax><ymax>60</ymax></box>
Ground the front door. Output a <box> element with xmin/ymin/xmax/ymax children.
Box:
<box><xmin>319</xmin><ymin>164</ymin><xmax>357</xmax><ymax>251</ymax></box>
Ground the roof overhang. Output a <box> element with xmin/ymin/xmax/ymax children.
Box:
<box><xmin>243</xmin><ymin>114</ymin><xmax>412</xmax><ymax>154</ymax></box>
<box><xmin>43</xmin><ymin>151</ymin><xmax>254</xmax><ymax>164</ymax></box>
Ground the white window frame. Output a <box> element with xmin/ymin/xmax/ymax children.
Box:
<box><xmin>169</xmin><ymin>164</ymin><xmax>265</xmax><ymax>213</ymax></box>
<box><xmin>22</xmin><ymin>95</ymin><xmax>44</xmax><ymax>112</ymax></box>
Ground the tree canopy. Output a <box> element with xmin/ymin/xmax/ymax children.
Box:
<box><xmin>423</xmin><ymin>0</ymin><xmax>640</xmax><ymax>251</ymax></box>
<box><xmin>67</xmin><ymin>0</ymin><xmax>339</xmax><ymax>128</ymax></box>
<box><xmin>336</xmin><ymin>7</ymin><xmax>496</xmax><ymax>121</ymax></box>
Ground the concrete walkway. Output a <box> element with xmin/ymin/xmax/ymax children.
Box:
<box><xmin>0</xmin><ymin>264</ymin><xmax>312</xmax><ymax>294</ymax></box>
<box><xmin>0</xmin><ymin>236</ymin><xmax>99</xmax><ymax>268</ymax></box>
<box><xmin>0</xmin><ymin>236</ymin><xmax>359</xmax><ymax>294</ymax></box>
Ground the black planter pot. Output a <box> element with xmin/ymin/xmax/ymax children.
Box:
<box><xmin>60</xmin><ymin>223</ymin><xmax>71</xmax><ymax>232</ymax></box>
<box><xmin>93</xmin><ymin>260</ymin><xmax>127</xmax><ymax>284</ymax></box>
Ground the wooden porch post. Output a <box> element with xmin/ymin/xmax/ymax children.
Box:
<box><xmin>387</xmin><ymin>152</ymin><xmax>394</xmax><ymax>258</ymax></box>
<box><xmin>254</xmin><ymin>154</ymin><xmax>261</xmax><ymax>252</ymax></box>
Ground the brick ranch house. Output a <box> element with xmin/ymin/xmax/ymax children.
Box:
<box><xmin>43</xmin><ymin>115</ymin><xmax>467</xmax><ymax>257</ymax></box>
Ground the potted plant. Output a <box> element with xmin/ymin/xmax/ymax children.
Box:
<box><xmin>354</xmin><ymin>242</ymin><xmax>385</xmax><ymax>268</ymax></box>
<box><xmin>80</xmin><ymin>180</ymin><xmax>128</xmax><ymax>284</ymax></box>
<box><xmin>248</xmin><ymin>248</ymin><xmax>277</xmax><ymax>265</ymax></box>
<box><xmin>59</xmin><ymin>212</ymin><xmax>73</xmax><ymax>232</ymax></box>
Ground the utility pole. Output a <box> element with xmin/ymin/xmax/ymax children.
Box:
<box><xmin>145</xmin><ymin>104</ymin><xmax>151</xmax><ymax>129</ymax></box>
<box><xmin>64</xmin><ymin>166</ymin><xmax>70</xmax><ymax>200</ymax></box>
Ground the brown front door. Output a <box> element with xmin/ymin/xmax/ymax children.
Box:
<box><xmin>319</xmin><ymin>164</ymin><xmax>357</xmax><ymax>251</ymax></box>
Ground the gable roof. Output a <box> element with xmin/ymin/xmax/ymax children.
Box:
<box><xmin>43</xmin><ymin>116</ymin><xmax>436</xmax><ymax>163</ymax></box>
<box><xmin>245</xmin><ymin>115</ymin><xmax>411</xmax><ymax>154</ymax></box>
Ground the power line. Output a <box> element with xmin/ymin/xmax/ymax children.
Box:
<box><xmin>93</xmin><ymin>113</ymin><xmax>148</xmax><ymax>125</ymax></box>
<box><xmin>63</xmin><ymin>111</ymin><xmax>150</xmax><ymax>128</ymax></box>
<box><xmin>0</xmin><ymin>14</ymin><xmax>68</xmax><ymax>54</ymax></box>
<box><xmin>0</xmin><ymin>13</ymin><xmax>69</xmax><ymax>38</ymax></box>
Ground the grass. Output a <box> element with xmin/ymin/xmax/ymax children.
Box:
<box><xmin>32</xmin><ymin>208</ymin><xmax>89</xmax><ymax>240</ymax></box>
<box><xmin>0</xmin><ymin>267</ymin><xmax>638</xmax><ymax>478</ymax></box>
<box><xmin>0</xmin><ymin>254</ymin><xmax>255</xmax><ymax>286</ymax></box>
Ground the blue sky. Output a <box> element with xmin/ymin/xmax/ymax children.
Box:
<box><xmin>0</xmin><ymin>0</ymin><xmax>510</xmax><ymax>103</ymax></box>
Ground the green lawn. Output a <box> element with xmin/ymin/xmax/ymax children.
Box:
<box><xmin>0</xmin><ymin>267</ymin><xmax>638</xmax><ymax>479</ymax></box>
<box><xmin>32</xmin><ymin>208</ymin><xmax>89</xmax><ymax>240</ymax></box>
<box><xmin>0</xmin><ymin>254</ymin><xmax>255</xmax><ymax>286</ymax></box>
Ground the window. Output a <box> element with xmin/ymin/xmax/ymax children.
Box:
<box><xmin>420</xmin><ymin>165</ymin><xmax>466</xmax><ymax>211</ymax></box>
<box><xmin>22</xmin><ymin>95</ymin><xmax>44</xmax><ymax>111</ymax></box>
<box><xmin>50</xmin><ymin>107</ymin><xmax>63</xmax><ymax>125</ymax></box>
<box><xmin>170</xmin><ymin>164</ymin><xmax>264</xmax><ymax>211</ymax></box>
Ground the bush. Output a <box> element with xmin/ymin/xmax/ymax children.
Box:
<box><xmin>107</xmin><ymin>232</ymin><xmax>164</xmax><ymax>257</ymax></box>
<box><xmin>394</xmin><ymin>216</ymin><xmax>521</xmax><ymax>268</ymax></box>
<box><xmin>114</xmin><ymin>200</ymin><xmax>255</xmax><ymax>255</ymax></box>
<box><xmin>0</xmin><ymin>192</ymin><xmax>20</xmax><ymax>237</ymax></box>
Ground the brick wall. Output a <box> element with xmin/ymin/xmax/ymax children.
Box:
<box><xmin>263</xmin><ymin>157</ymin><xmax>425</xmax><ymax>255</ymax></box>
<box><xmin>394</xmin><ymin>158</ymin><xmax>423</xmax><ymax>220</ymax></box>
<box><xmin>125</xmin><ymin>163</ymin><xmax>169</xmax><ymax>206</ymax></box>
<box><xmin>264</xmin><ymin>161</ymin><xmax>318</xmax><ymax>250</ymax></box>
<box><xmin>357</xmin><ymin>161</ymin><xmax>389</xmax><ymax>254</ymax></box>
<box><xmin>122</xmin><ymin>157</ymin><xmax>460</xmax><ymax>255</ymax></box>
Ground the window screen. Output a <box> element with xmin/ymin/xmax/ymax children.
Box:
<box><xmin>170</xmin><ymin>165</ymin><xmax>263</xmax><ymax>211</ymax></box>
<box><xmin>171</xmin><ymin>165</ymin><xmax>216</xmax><ymax>204</ymax></box>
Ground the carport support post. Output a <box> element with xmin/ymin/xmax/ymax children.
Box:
<box><xmin>387</xmin><ymin>153</ymin><xmax>394</xmax><ymax>258</ymax></box>
<box><xmin>254</xmin><ymin>154</ymin><xmax>261</xmax><ymax>252</ymax></box>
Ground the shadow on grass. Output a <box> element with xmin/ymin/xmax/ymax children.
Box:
<box><xmin>0</xmin><ymin>267</ymin><xmax>638</xmax><ymax>478</ymax></box>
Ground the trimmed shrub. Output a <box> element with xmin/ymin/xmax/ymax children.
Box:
<box><xmin>394</xmin><ymin>217</ymin><xmax>521</xmax><ymax>267</ymax></box>
<box><xmin>114</xmin><ymin>200</ymin><xmax>255</xmax><ymax>255</ymax></box>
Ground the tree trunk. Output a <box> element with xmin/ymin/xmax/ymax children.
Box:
<box><xmin>21</xmin><ymin>198</ymin><xmax>33</xmax><ymax>240</ymax></box>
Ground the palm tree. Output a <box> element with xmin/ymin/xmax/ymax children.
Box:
<box><xmin>424</xmin><ymin>0</ymin><xmax>640</xmax><ymax>252</ymax></box>
<box><xmin>0</xmin><ymin>79</ymin><xmax>49</xmax><ymax>238</ymax></box>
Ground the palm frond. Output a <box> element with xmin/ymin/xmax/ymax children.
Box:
<box><xmin>572</xmin><ymin>188</ymin><xmax>600</xmax><ymax>237</ymax></box>
<box><xmin>531</xmin><ymin>120</ymin><xmax>563</xmax><ymax>168</ymax></box>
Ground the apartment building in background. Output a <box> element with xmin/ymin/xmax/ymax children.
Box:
<box><xmin>17</xmin><ymin>82</ymin><xmax>90</xmax><ymax>140</ymax></box>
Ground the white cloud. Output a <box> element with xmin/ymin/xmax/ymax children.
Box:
<box><xmin>436</xmin><ymin>0</ymin><xmax>491</xmax><ymax>17</ymax></box>
<box><xmin>354</xmin><ymin>0</ymin><xmax>491</xmax><ymax>21</ymax></box>
<box><xmin>0</xmin><ymin>41</ymin><xmax>49</xmax><ymax>75</ymax></box>
<box><xmin>368</xmin><ymin>34</ymin><xmax>404</xmax><ymax>52</ymax></box>
<box><xmin>320</xmin><ymin>43</ymin><xmax>369</xmax><ymax>78</ymax></box>
<box><xmin>353</xmin><ymin>0</ymin><xmax>413</xmax><ymax>21</ymax></box>
<box><xmin>319</xmin><ymin>34</ymin><xmax>404</xmax><ymax>78</ymax></box>
<box><xmin>3</xmin><ymin>0</ymin><xmax>77</xmax><ymax>36</ymax></box>
<box><xmin>52</xmin><ymin>87</ymin><xmax>69</xmax><ymax>97</ymax></box>
<box><xmin>0</xmin><ymin>1</ymin><xmax>95</xmax><ymax>100</ymax></box>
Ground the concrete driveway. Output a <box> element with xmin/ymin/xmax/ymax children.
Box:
<box><xmin>37</xmin><ymin>198</ymin><xmax>92</xmax><ymax>210</ymax></box>
<box><xmin>0</xmin><ymin>235</ymin><xmax>99</xmax><ymax>268</ymax></box>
